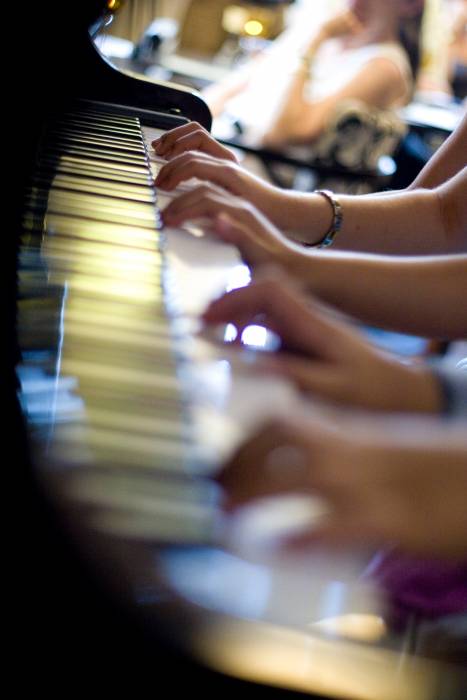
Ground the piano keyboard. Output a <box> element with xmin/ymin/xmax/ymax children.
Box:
<box><xmin>17</xmin><ymin>102</ymin><xmax>410</xmax><ymax>685</ymax></box>
<box><xmin>18</xmin><ymin>101</ymin><xmax>228</xmax><ymax>543</ymax></box>
<box><xmin>18</xmin><ymin>99</ymin><xmax>298</xmax><ymax>545</ymax></box>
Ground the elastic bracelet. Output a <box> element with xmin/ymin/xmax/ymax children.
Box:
<box><xmin>303</xmin><ymin>189</ymin><xmax>343</xmax><ymax>248</ymax></box>
<box><xmin>431</xmin><ymin>367</ymin><xmax>456</xmax><ymax>417</ymax></box>
<box><xmin>431</xmin><ymin>363</ymin><xmax>467</xmax><ymax>417</ymax></box>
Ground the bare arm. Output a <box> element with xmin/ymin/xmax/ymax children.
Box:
<box><xmin>204</xmin><ymin>203</ymin><xmax>467</xmax><ymax>336</ymax></box>
<box><xmin>287</xmin><ymin>165</ymin><xmax>467</xmax><ymax>253</ymax></box>
<box><xmin>156</xmin><ymin>124</ymin><xmax>467</xmax><ymax>254</ymax></box>
<box><xmin>296</xmin><ymin>251</ymin><xmax>467</xmax><ymax>338</ymax></box>
<box><xmin>160</xmin><ymin>165</ymin><xmax>467</xmax><ymax>324</ymax></box>
<box><xmin>264</xmin><ymin>56</ymin><xmax>407</xmax><ymax>147</ymax></box>
<box><xmin>260</xmin><ymin>9</ymin><xmax>408</xmax><ymax>147</ymax></box>
<box><xmin>409</xmin><ymin>110</ymin><xmax>467</xmax><ymax>189</ymax></box>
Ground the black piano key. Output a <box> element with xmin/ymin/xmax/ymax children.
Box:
<box><xmin>17</xmin><ymin>102</ymin><xmax>218</xmax><ymax>552</ymax></box>
<box><xmin>35</xmin><ymin>156</ymin><xmax>152</xmax><ymax>186</ymax></box>
<box><xmin>30</xmin><ymin>173</ymin><xmax>155</xmax><ymax>203</ymax></box>
<box><xmin>59</xmin><ymin>108</ymin><xmax>141</xmax><ymax>123</ymax></box>
<box><xmin>24</xmin><ymin>197</ymin><xmax>158</xmax><ymax>230</ymax></box>
<box><xmin>53</xmin><ymin>115</ymin><xmax>142</xmax><ymax>138</ymax></box>
<box><xmin>22</xmin><ymin>214</ymin><xmax>161</xmax><ymax>251</ymax></box>
<box><xmin>37</xmin><ymin>151</ymin><xmax>151</xmax><ymax>176</ymax></box>
<box><xmin>42</xmin><ymin>142</ymin><xmax>147</xmax><ymax>166</ymax></box>
<box><xmin>63</xmin><ymin>107</ymin><xmax>142</xmax><ymax>125</ymax></box>
<box><xmin>47</xmin><ymin>124</ymin><xmax>146</xmax><ymax>148</ymax></box>
<box><xmin>43</xmin><ymin>132</ymin><xmax>147</xmax><ymax>156</ymax></box>
<box><xmin>26</xmin><ymin>178</ymin><xmax>156</xmax><ymax>206</ymax></box>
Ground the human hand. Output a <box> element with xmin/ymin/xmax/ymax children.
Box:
<box><xmin>152</xmin><ymin>121</ymin><xmax>238</xmax><ymax>162</ymax></box>
<box><xmin>155</xmin><ymin>149</ymin><xmax>287</xmax><ymax>229</ymax></box>
<box><xmin>218</xmin><ymin>413</ymin><xmax>467</xmax><ymax>558</ymax></box>
<box><xmin>317</xmin><ymin>9</ymin><xmax>363</xmax><ymax>42</ymax></box>
<box><xmin>161</xmin><ymin>183</ymin><xmax>300</xmax><ymax>268</ymax></box>
<box><xmin>202</xmin><ymin>272</ymin><xmax>443</xmax><ymax>413</ymax></box>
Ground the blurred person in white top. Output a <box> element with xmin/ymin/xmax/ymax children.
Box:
<box><xmin>202</xmin><ymin>0</ymin><xmax>425</xmax><ymax>147</ymax></box>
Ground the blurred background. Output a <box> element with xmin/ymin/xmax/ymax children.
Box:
<box><xmin>97</xmin><ymin>0</ymin><xmax>465</xmax><ymax>101</ymax></box>
<box><xmin>94</xmin><ymin>0</ymin><xmax>465</xmax><ymax>195</ymax></box>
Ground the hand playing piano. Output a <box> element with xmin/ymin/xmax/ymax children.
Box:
<box><xmin>161</xmin><ymin>182</ymin><xmax>300</xmax><ymax>269</ymax></box>
<box><xmin>154</xmin><ymin>125</ymin><xmax>292</xmax><ymax>231</ymax></box>
<box><xmin>217</xmin><ymin>411</ymin><xmax>467</xmax><ymax>558</ymax></box>
<box><xmin>202</xmin><ymin>271</ymin><xmax>443</xmax><ymax>413</ymax></box>
<box><xmin>152</xmin><ymin>121</ymin><xmax>239</xmax><ymax>162</ymax></box>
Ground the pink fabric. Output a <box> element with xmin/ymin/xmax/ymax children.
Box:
<box><xmin>365</xmin><ymin>550</ymin><xmax>467</xmax><ymax>626</ymax></box>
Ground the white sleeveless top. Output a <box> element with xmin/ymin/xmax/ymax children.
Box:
<box><xmin>304</xmin><ymin>41</ymin><xmax>412</xmax><ymax>103</ymax></box>
<box><xmin>215</xmin><ymin>40</ymin><xmax>412</xmax><ymax>145</ymax></box>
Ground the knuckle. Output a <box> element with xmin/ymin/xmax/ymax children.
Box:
<box><xmin>192</xmin><ymin>184</ymin><xmax>214</xmax><ymax>200</ymax></box>
<box><xmin>258</xmin><ymin>276</ymin><xmax>282</xmax><ymax>295</ymax></box>
<box><xmin>183</xmin><ymin>151</ymin><xmax>203</xmax><ymax>166</ymax></box>
<box><xmin>193</xmin><ymin>127</ymin><xmax>206</xmax><ymax>139</ymax></box>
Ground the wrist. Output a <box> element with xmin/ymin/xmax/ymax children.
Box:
<box><xmin>267</xmin><ymin>189</ymin><xmax>309</xmax><ymax>232</ymax></box>
<box><xmin>414</xmin><ymin>364</ymin><xmax>445</xmax><ymax>413</ymax></box>
<box><xmin>301</xmin><ymin>33</ymin><xmax>323</xmax><ymax>61</ymax></box>
<box><xmin>391</xmin><ymin>362</ymin><xmax>444</xmax><ymax>414</ymax></box>
<box><xmin>314</xmin><ymin>27</ymin><xmax>329</xmax><ymax>45</ymax></box>
<box><xmin>430</xmin><ymin>365</ymin><xmax>467</xmax><ymax>417</ymax></box>
<box><xmin>278</xmin><ymin>192</ymin><xmax>336</xmax><ymax>244</ymax></box>
<box><xmin>288</xmin><ymin>247</ymin><xmax>326</xmax><ymax>295</ymax></box>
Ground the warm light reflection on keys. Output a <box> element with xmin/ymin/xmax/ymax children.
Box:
<box><xmin>16</xmin><ymin>104</ymin><xmax>220</xmax><ymax>545</ymax></box>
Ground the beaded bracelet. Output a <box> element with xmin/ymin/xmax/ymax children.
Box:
<box><xmin>304</xmin><ymin>189</ymin><xmax>343</xmax><ymax>248</ymax></box>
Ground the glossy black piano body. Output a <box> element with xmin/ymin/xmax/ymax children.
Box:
<box><xmin>8</xmin><ymin>3</ymin><xmax>315</xmax><ymax>697</ymax></box>
<box><xmin>8</xmin><ymin>2</ymin><xmax>233</xmax><ymax>695</ymax></box>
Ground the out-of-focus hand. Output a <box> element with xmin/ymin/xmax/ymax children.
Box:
<box><xmin>155</xmin><ymin>149</ymin><xmax>287</xmax><ymax>229</ymax></box>
<box><xmin>218</xmin><ymin>413</ymin><xmax>467</xmax><ymax>558</ymax></box>
<box><xmin>161</xmin><ymin>183</ymin><xmax>300</xmax><ymax>268</ymax></box>
<box><xmin>202</xmin><ymin>272</ymin><xmax>443</xmax><ymax>413</ymax></box>
<box><xmin>318</xmin><ymin>9</ymin><xmax>363</xmax><ymax>42</ymax></box>
<box><xmin>152</xmin><ymin>121</ymin><xmax>238</xmax><ymax>162</ymax></box>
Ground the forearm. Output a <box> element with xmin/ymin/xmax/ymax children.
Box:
<box><xmin>409</xmin><ymin>111</ymin><xmax>467</xmax><ymax>189</ymax></box>
<box><xmin>262</xmin><ymin>35</ymin><xmax>323</xmax><ymax>147</ymax></box>
<box><xmin>263</xmin><ymin>72</ymin><xmax>312</xmax><ymax>146</ymax></box>
<box><xmin>201</xmin><ymin>60</ymin><xmax>258</xmax><ymax>117</ymax></box>
<box><xmin>281</xmin><ymin>175</ymin><xmax>466</xmax><ymax>254</ymax></box>
<box><xmin>293</xmin><ymin>252</ymin><xmax>467</xmax><ymax>338</ymax></box>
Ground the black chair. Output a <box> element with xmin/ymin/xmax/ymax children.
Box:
<box><xmin>218</xmin><ymin>100</ymin><xmax>409</xmax><ymax>194</ymax></box>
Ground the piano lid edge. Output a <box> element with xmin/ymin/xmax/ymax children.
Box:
<box><xmin>84</xmin><ymin>39</ymin><xmax>213</xmax><ymax>131</ymax></box>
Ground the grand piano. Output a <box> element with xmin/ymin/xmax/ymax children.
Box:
<box><xmin>8</xmin><ymin>2</ymin><xmax>467</xmax><ymax>697</ymax></box>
